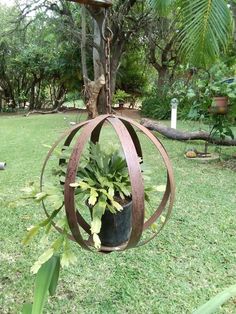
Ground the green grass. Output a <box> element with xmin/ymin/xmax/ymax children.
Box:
<box><xmin>0</xmin><ymin>113</ymin><xmax>236</xmax><ymax>314</ymax></box>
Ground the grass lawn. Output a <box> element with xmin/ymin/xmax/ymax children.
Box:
<box><xmin>0</xmin><ymin>113</ymin><xmax>236</xmax><ymax>314</ymax></box>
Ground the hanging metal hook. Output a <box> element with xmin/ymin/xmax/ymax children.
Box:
<box><xmin>101</xmin><ymin>9</ymin><xmax>113</xmax><ymax>42</ymax></box>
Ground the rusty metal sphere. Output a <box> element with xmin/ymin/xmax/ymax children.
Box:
<box><xmin>40</xmin><ymin>114</ymin><xmax>175</xmax><ymax>253</ymax></box>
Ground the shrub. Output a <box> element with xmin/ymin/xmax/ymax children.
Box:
<box><xmin>141</xmin><ymin>88</ymin><xmax>171</xmax><ymax>120</ymax></box>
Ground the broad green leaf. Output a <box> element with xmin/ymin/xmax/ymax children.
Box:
<box><xmin>35</xmin><ymin>192</ymin><xmax>47</xmax><ymax>202</ymax></box>
<box><xmin>48</xmin><ymin>255</ymin><xmax>60</xmax><ymax>296</ymax></box>
<box><xmin>111</xmin><ymin>200</ymin><xmax>123</xmax><ymax>211</ymax></box>
<box><xmin>156</xmin><ymin>185</ymin><xmax>166</xmax><ymax>192</ymax></box>
<box><xmin>193</xmin><ymin>284</ymin><xmax>236</xmax><ymax>314</ymax></box>
<box><xmin>92</xmin><ymin>195</ymin><xmax>107</xmax><ymax>218</ymax></box>
<box><xmin>228</xmin><ymin>93</ymin><xmax>236</xmax><ymax>98</ymax></box>
<box><xmin>91</xmin><ymin>217</ymin><xmax>102</xmax><ymax>234</ymax></box>
<box><xmin>51</xmin><ymin>236</ymin><xmax>64</xmax><ymax>251</ymax></box>
<box><xmin>39</xmin><ymin>234</ymin><xmax>49</xmax><ymax>246</ymax></box>
<box><xmin>178</xmin><ymin>0</ymin><xmax>232</xmax><ymax>66</ymax></box>
<box><xmin>120</xmin><ymin>186</ymin><xmax>131</xmax><ymax>197</ymax></box>
<box><xmin>22</xmin><ymin>303</ymin><xmax>32</xmax><ymax>314</ymax></box>
<box><xmin>61</xmin><ymin>249</ymin><xmax>77</xmax><ymax>268</ymax></box>
<box><xmin>151</xmin><ymin>223</ymin><xmax>158</xmax><ymax>232</ymax></box>
<box><xmin>31</xmin><ymin>262</ymin><xmax>42</xmax><ymax>276</ymax></box>
<box><xmin>160</xmin><ymin>215</ymin><xmax>166</xmax><ymax>223</ymax></box>
<box><xmin>31</xmin><ymin>248</ymin><xmax>54</xmax><ymax>274</ymax></box>
<box><xmin>32</xmin><ymin>255</ymin><xmax>60</xmax><ymax>314</ymax></box>
<box><xmin>118</xmin><ymin>191</ymin><xmax>125</xmax><ymax>200</ymax></box>
<box><xmin>108</xmin><ymin>187</ymin><xmax>115</xmax><ymax>198</ymax></box>
<box><xmin>38</xmin><ymin>218</ymin><xmax>51</xmax><ymax>228</ymax></box>
<box><xmin>106</xmin><ymin>203</ymin><xmax>116</xmax><ymax>214</ymax></box>
<box><xmin>93</xmin><ymin>233</ymin><xmax>101</xmax><ymax>249</ymax></box>
<box><xmin>23</xmin><ymin>225</ymin><xmax>40</xmax><ymax>245</ymax></box>
<box><xmin>21</xmin><ymin>186</ymin><xmax>35</xmax><ymax>195</ymax></box>
<box><xmin>88</xmin><ymin>189</ymin><xmax>98</xmax><ymax>206</ymax></box>
<box><xmin>78</xmin><ymin>181</ymin><xmax>91</xmax><ymax>190</ymax></box>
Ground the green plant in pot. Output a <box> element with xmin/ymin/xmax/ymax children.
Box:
<box><xmin>208</xmin><ymin>81</ymin><xmax>236</xmax><ymax>114</ymax></box>
<box><xmin>209</xmin><ymin>115</ymin><xmax>234</xmax><ymax>141</ymax></box>
<box><xmin>113</xmin><ymin>89</ymin><xmax>130</xmax><ymax>109</ymax></box>
<box><xmin>70</xmin><ymin>142</ymin><xmax>132</xmax><ymax>249</ymax></box>
<box><xmin>20</xmin><ymin>142</ymin><xmax>161</xmax><ymax>313</ymax></box>
<box><xmin>22</xmin><ymin>142</ymin><xmax>137</xmax><ymax>253</ymax></box>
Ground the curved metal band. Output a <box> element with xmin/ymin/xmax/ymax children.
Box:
<box><xmin>118</xmin><ymin>116</ymin><xmax>175</xmax><ymax>245</ymax></box>
<box><xmin>40</xmin><ymin>114</ymin><xmax>175</xmax><ymax>252</ymax></box>
<box><xmin>107</xmin><ymin>116</ymin><xmax>145</xmax><ymax>249</ymax></box>
<box><xmin>40</xmin><ymin>120</ymin><xmax>90</xmax><ymax>240</ymax></box>
<box><xmin>59</xmin><ymin>125</ymin><xmax>93</xmax><ymax>234</ymax></box>
<box><xmin>120</xmin><ymin>119</ymin><xmax>143</xmax><ymax>159</ymax></box>
<box><xmin>40</xmin><ymin>120</ymin><xmax>89</xmax><ymax>189</ymax></box>
<box><xmin>64</xmin><ymin>115</ymin><xmax>110</xmax><ymax>250</ymax></box>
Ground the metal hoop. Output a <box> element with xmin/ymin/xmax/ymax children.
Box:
<box><xmin>40</xmin><ymin>115</ymin><xmax>175</xmax><ymax>253</ymax></box>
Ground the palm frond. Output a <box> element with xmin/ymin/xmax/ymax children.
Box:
<box><xmin>148</xmin><ymin>0</ymin><xmax>174</xmax><ymax>16</ymax></box>
<box><xmin>178</xmin><ymin>0</ymin><xmax>232</xmax><ymax>67</ymax></box>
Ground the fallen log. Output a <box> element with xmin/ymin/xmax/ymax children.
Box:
<box><xmin>140</xmin><ymin>118</ymin><xmax>236</xmax><ymax>146</ymax></box>
<box><xmin>25</xmin><ymin>109</ymin><xmax>59</xmax><ymax>117</ymax></box>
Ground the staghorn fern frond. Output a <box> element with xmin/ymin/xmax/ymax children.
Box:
<box><xmin>178</xmin><ymin>0</ymin><xmax>232</xmax><ymax>67</ymax></box>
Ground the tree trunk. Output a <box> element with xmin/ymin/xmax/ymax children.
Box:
<box><xmin>81</xmin><ymin>5</ymin><xmax>88</xmax><ymax>83</ymax></box>
<box><xmin>87</xmin><ymin>7</ymin><xmax>107</xmax><ymax>114</ymax></box>
<box><xmin>86</xmin><ymin>75</ymin><xmax>105</xmax><ymax>119</ymax></box>
<box><xmin>86</xmin><ymin>1</ymin><xmax>140</xmax><ymax>114</ymax></box>
<box><xmin>141</xmin><ymin>118</ymin><xmax>236</xmax><ymax>146</ymax></box>
<box><xmin>35</xmin><ymin>81</ymin><xmax>42</xmax><ymax>109</ymax></box>
<box><xmin>157</xmin><ymin>66</ymin><xmax>169</xmax><ymax>90</ymax></box>
<box><xmin>29</xmin><ymin>84</ymin><xmax>35</xmax><ymax>110</ymax></box>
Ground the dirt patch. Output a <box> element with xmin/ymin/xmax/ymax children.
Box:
<box><xmin>221</xmin><ymin>158</ymin><xmax>236</xmax><ymax>171</ymax></box>
<box><xmin>0</xmin><ymin>107</ymin><xmax>141</xmax><ymax>120</ymax></box>
<box><xmin>114</xmin><ymin>108</ymin><xmax>141</xmax><ymax>120</ymax></box>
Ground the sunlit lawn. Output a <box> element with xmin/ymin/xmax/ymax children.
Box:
<box><xmin>0</xmin><ymin>113</ymin><xmax>235</xmax><ymax>313</ymax></box>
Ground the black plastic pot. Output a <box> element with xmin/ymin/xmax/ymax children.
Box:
<box><xmin>99</xmin><ymin>200</ymin><xmax>132</xmax><ymax>247</ymax></box>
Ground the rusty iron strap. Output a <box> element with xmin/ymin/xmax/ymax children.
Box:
<box><xmin>64</xmin><ymin>115</ymin><xmax>110</xmax><ymax>251</ymax></box>
<box><xmin>40</xmin><ymin>120</ymin><xmax>90</xmax><ymax>241</ymax></box>
<box><xmin>118</xmin><ymin>116</ymin><xmax>175</xmax><ymax>246</ymax></box>
<box><xmin>107</xmin><ymin>116</ymin><xmax>145</xmax><ymax>249</ymax></box>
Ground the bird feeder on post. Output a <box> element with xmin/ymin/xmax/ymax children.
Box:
<box><xmin>171</xmin><ymin>98</ymin><xmax>179</xmax><ymax>129</ymax></box>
